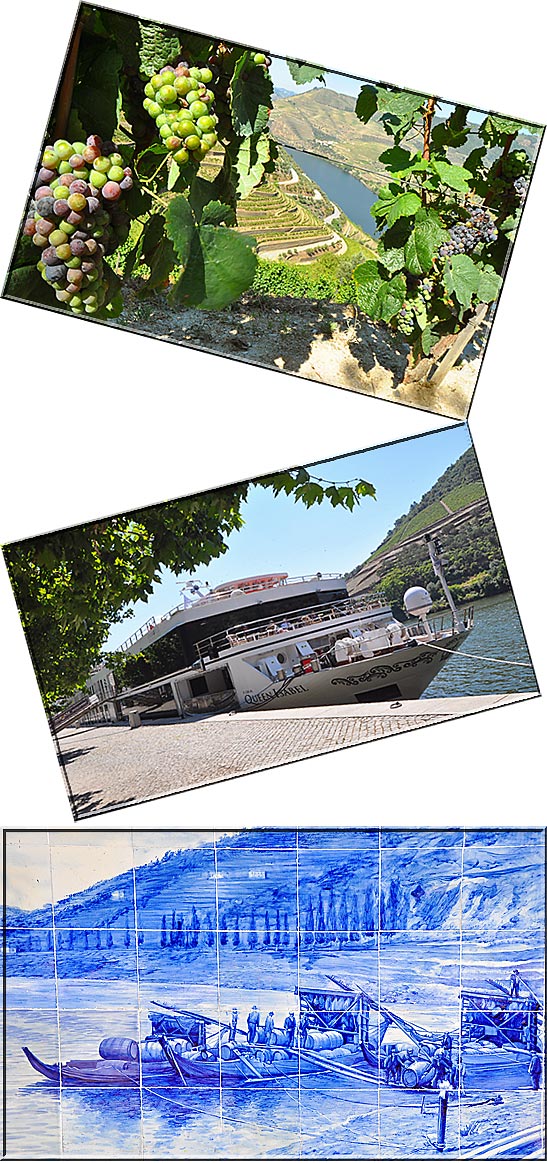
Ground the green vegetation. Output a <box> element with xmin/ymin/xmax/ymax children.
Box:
<box><xmin>2</xmin><ymin>469</ymin><xmax>375</xmax><ymax>707</ymax></box>
<box><xmin>371</xmin><ymin>479</ymin><xmax>486</xmax><ymax>556</ymax></box>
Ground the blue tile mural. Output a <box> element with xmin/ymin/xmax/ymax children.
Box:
<box><xmin>3</xmin><ymin>829</ymin><xmax>545</xmax><ymax>1158</ymax></box>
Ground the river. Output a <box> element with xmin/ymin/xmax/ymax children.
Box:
<box><xmin>6</xmin><ymin>933</ymin><xmax>544</xmax><ymax>1158</ymax></box>
<box><xmin>285</xmin><ymin>146</ymin><xmax>378</xmax><ymax>237</ymax></box>
<box><xmin>422</xmin><ymin>591</ymin><xmax>538</xmax><ymax>699</ymax></box>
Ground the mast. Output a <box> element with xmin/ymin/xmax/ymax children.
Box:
<box><xmin>424</xmin><ymin>533</ymin><xmax>465</xmax><ymax>633</ymax></box>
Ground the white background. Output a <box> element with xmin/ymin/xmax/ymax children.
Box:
<box><xmin>0</xmin><ymin>0</ymin><xmax>545</xmax><ymax>837</ymax></box>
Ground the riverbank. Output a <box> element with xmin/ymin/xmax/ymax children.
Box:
<box><xmin>57</xmin><ymin>693</ymin><xmax>534</xmax><ymax>819</ymax></box>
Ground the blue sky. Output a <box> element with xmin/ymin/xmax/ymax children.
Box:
<box><xmin>105</xmin><ymin>425</ymin><xmax>472</xmax><ymax>650</ymax></box>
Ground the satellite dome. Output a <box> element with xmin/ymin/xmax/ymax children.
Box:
<box><xmin>403</xmin><ymin>586</ymin><xmax>433</xmax><ymax>618</ymax></box>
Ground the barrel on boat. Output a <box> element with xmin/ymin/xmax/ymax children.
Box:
<box><xmin>402</xmin><ymin>1060</ymin><xmax>434</xmax><ymax>1088</ymax></box>
<box><xmin>99</xmin><ymin>1037</ymin><xmax>139</xmax><ymax>1061</ymax></box>
<box><xmin>304</xmin><ymin>1031</ymin><xmax>344</xmax><ymax>1051</ymax></box>
<box><xmin>272</xmin><ymin>1049</ymin><xmax>290</xmax><ymax>1061</ymax></box>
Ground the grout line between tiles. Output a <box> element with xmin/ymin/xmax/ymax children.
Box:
<box><xmin>47</xmin><ymin>831</ymin><xmax>64</xmax><ymax>1157</ymax></box>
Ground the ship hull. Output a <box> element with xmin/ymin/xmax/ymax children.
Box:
<box><xmin>235</xmin><ymin>631</ymin><xmax>470</xmax><ymax>710</ymax></box>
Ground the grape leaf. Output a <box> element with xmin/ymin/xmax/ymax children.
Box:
<box><xmin>286</xmin><ymin>61</ymin><xmax>325</xmax><ymax>85</ymax></box>
<box><xmin>404</xmin><ymin>212</ymin><xmax>449</xmax><ymax>275</ymax></box>
<box><xmin>353</xmin><ymin>261</ymin><xmax>405</xmax><ymax>321</ymax></box>
<box><xmin>355</xmin><ymin>85</ymin><xmax>378</xmax><ymax>125</ymax></box>
<box><xmin>165</xmin><ymin>196</ymin><xmax>197</xmax><ymax>266</ymax></box>
<box><xmin>376</xmin><ymin>88</ymin><xmax>425</xmax><ymax>119</ymax></box>
<box><xmin>378</xmin><ymin>146</ymin><xmax>413</xmax><ymax>170</ymax></box>
<box><xmin>372</xmin><ymin>191</ymin><xmax>421</xmax><ymax>228</ymax></box>
<box><xmin>430</xmin><ymin>160</ymin><xmax>472</xmax><ymax>191</ymax></box>
<box><xmin>200</xmin><ymin>201</ymin><xmax>236</xmax><ymax>227</ymax></box>
<box><xmin>138</xmin><ymin>20</ymin><xmax>180</xmax><ymax>76</ymax></box>
<box><xmin>146</xmin><ymin>236</ymin><xmax>177</xmax><ymax>289</ymax></box>
<box><xmin>3</xmin><ymin>263</ymin><xmax>56</xmax><ymax>307</ymax></box>
<box><xmin>236</xmin><ymin>133</ymin><xmax>271</xmax><ymax>197</ymax></box>
<box><xmin>476</xmin><ymin>266</ymin><xmax>503</xmax><ymax>302</ymax></box>
<box><xmin>376</xmin><ymin>242</ymin><xmax>406</xmax><ymax>273</ymax></box>
<box><xmin>443</xmin><ymin>254</ymin><xmax>480</xmax><ymax>309</ymax></box>
<box><xmin>231</xmin><ymin>52</ymin><xmax>273</xmax><ymax>138</ymax></box>
<box><xmin>171</xmin><ymin>227</ymin><xmax>257</xmax><ymax>310</ymax></box>
<box><xmin>72</xmin><ymin>42</ymin><xmax>122</xmax><ymax>140</ymax></box>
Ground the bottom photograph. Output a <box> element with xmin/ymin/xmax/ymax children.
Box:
<box><xmin>3</xmin><ymin>828</ymin><xmax>545</xmax><ymax>1159</ymax></box>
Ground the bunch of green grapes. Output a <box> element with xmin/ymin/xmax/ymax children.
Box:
<box><xmin>23</xmin><ymin>135</ymin><xmax>134</xmax><ymax>316</ymax></box>
<box><xmin>142</xmin><ymin>61</ymin><xmax>219</xmax><ymax>165</ymax></box>
<box><xmin>396</xmin><ymin>279</ymin><xmax>434</xmax><ymax>337</ymax></box>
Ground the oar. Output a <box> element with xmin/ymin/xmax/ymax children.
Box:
<box><xmin>229</xmin><ymin>1044</ymin><xmax>265</xmax><ymax>1080</ymax></box>
<box><xmin>286</xmin><ymin>1046</ymin><xmax>375</xmax><ymax>1084</ymax></box>
<box><xmin>158</xmin><ymin>1037</ymin><xmax>187</xmax><ymax>1085</ymax></box>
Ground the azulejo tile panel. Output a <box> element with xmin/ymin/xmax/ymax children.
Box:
<box><xmin>3</xmin><ymin>828</ymin><xmax>544</xmax><ymax>1157</ymax></box>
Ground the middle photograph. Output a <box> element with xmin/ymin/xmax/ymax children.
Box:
<box><xmin>2</xmin><ymin>423</ymin><xmax>538</xmax><ymax>819</ymax></box>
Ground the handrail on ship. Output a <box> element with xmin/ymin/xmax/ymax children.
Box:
<box><xmin>116</xmin><ymin>573</ymin><xmax>346</xmax><ymax>652</ymax></box>
<box><xmin>194</xmin><ymin>593</ymin><xmax>390</xmax><ymax>661</ymax></box>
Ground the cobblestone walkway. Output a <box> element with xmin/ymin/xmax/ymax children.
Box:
<box><xmin>56</xmin><ymin>693</ymin><xmax>532</xmax><ymax>820</ymax></box>
<box><xmin>57</xmin><ymin>708</ymin><xmax>458</xmax><ymax>819</ymax></box>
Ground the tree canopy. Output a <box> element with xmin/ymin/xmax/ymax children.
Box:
<box><xmin>3</xmin><ymin>468</ymin><xmax>374</xmax><ymax>705</ymax></box>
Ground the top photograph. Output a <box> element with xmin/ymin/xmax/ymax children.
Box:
<box><xmin>2</xmin><ymin>3</ymin><xmax>544</xmax><ymax>420</ymax></box>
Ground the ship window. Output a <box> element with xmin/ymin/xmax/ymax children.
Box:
<box><xmin>189</xmin><ymin>675</ymin><xmax>208</xmax><ymax>697</ymax></box>
<box><xmin>276</xmin><ymin>653</ymin><xmax>286</xmax><ymax>664</ymax></box>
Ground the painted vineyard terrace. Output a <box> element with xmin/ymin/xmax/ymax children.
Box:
<box><xmin>3</xmin><ymin>828</ymin><xmax>545</xmax><ymax>1157</ymax></box>
<box><xmin>2</xmin><ymin>6</ymin><xmax>544</xmax><ymax>418</ymax></box>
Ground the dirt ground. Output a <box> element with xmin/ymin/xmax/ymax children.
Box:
<box><xmin>116</xmin><ymin>287</ymin><xmax>483</xmax><ymax>419</ymax></box>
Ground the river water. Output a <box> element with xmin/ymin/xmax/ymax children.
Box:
<box><xmin>285</xmin><ymin>146</ymin><xmax>378</xmax><ymax>237</ymax></box>
<box><xmin>6</xmin><ymin>934</ymin><xmax>544</xmax><ymax>1158</ymax></box>
<box><xmin>422</xmin><ymin>592</ymin><xmax>538</xmax><ymax>699</ymax></box>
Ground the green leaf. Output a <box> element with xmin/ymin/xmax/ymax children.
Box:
<box><xmin>353</xmin><ymin>261</ymin><xmax>406</xmax><ymax>322</ymax></box>
<box><xmin>404</xmin><ymin>211</ymin><xmax>449</xmax><ymax>275</ymax></box>
<box><xmin>376</xmin><ymin>88</ymin><xmax>425</xmax><ymax>120</ymax></box>
<box><xmin>286</xmin><ymin>61</ymin><xmax>325</xmax><ymax>85</ymax></box>
<box><xmin>421</xmin><ymin>324</ymin><xmax>436</xmax><ymax>356</ymax></box>
<box><xmin>138</xmin><ymin>20</ymin><xmax>180</xmax><ymax>76</ymax></box>
<box><xmin>462</xmin><ymin>147</ymin><xmax>486</xmax><ymax>175</ymax></box>
<box><xmin>235</xmin><ymin>133</ymin><xmax>271</xmax><ymax>197</ymax></box>
<box><xmin>231</xmin><ymin>51</ymin><xmax>273</xmax><ymax>138</ymax></box>
<box><xmin>199</xmin><ymin>201</ymin><xmax>236</xmax><ymax>227</ymax></box>
<box><xmin>72</xmin><ymin>42</ymin><xmax>123</xmax><ymax>140</ymax></box>
<box><xmin>443</xmin><ymin>254</ymin><xmax>480</xmax><ymax>309</ymax></box>
<box><xmin>476</xmin><ymin>266</ymin><xmax>502</xmax><ymax>303</ymax></box>
<box><xmin>146</xmin><ymin>236</ymin><xmax>177</xmax><ymax>289</ymax></box>
<box><xmin>165</xmin><ymin>196</ymin><xmax>197</xmax><ymax>266</ymax></box>
<box><xmin>376</xmin><ymin>241</ymin><xmax>406</xmax><ymax>273</ymax></box>
<box><xmin>378</xmin><ymin>146</ymin><xmax>413</xmax><ymax>170</ymax></box>
<box><xmin>375</xmin><ymin>191</ymin><xmax>422</xmax><ymax>228</ymax></box>
<box><xmin>171</xmin><ymin>227</ymin><xmax>257</xmax><ymax>310</ymax></box>
<box><xmin>430</xmin><ymin>159</ymin><xmax>472</xmax><ymax>191</ymax></box>
<box><xmin>3</xmin><ymin>263</ymin><xmax>56</xmax><ymax>307</ymax></box>
<box><xmin>355</xmin><ymin>85</ymin><xmax>378</xmax><ymax>125</ymax></box>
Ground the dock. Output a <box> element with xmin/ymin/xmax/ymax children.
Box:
<box><xmin>55</xmin><ymin>693</ymin><xmax>534</xmax><ymax>819</ymax></box>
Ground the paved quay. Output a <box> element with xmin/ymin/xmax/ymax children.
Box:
<box><xmin>56</xmin><ymin>693</ymin><xmax>534</xmax><ymax>820</ymax></box>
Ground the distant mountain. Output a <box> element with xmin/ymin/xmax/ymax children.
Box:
<box><xmin>4</xmin><ymin>830</ymin><xmax>543</xmax><ymax>981</ymax></box>
<box><xmin>273</xmin><ymin>87</ymin><xmax>295</xmax><ymax>99</ymax></box>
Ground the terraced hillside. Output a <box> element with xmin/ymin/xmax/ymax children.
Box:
<box><xmin>369</xmin><ymin>479</ymin><xmax>486</xmax><ymax>558</ymax></box>
<box><xmin>235</xmin><ymin>175</ymin><xmax>340</xmax><ymax>257</ymax></box>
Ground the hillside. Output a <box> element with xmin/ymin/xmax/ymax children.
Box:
<box><xmin>346</xmin><ymin>448</ymin><xmax>511</xmax><ymax>606</ymax></box>
<box><xmin>270</xmin><ymin>89</ymin><xmax>538</xmax><ymax>193</ymax></box>
<box><xmin>4</xmin><ymin>830</ymin><xmax>543</xmax><ymax>982</ymax></box>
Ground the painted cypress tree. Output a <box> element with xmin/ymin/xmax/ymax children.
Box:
<box><xmin>274</xmin><ymin>909</ymin><xmax>281</xmax><ymax>950</ymax></box>
<box><xmin>361</xmin><ymin>886</ymin><xmax>376</xmax><ymax>938</ymax></box>
<box><xmin>388</xmin><ymin>878</ymin><xmax>402</xmax><ymax>931</ymax></box>
<box><xmin>233</xmin><ymin>913</ymin><xmax>240</xmax><ymax>948</ymax></box>
<box><xmin>263</xmin><ymin>911</ymin><xmax>271</xmax><ymax>947</ymax></box>
<box><xmin>124</xmin><ymin>917</ymin><xmax>131</xmax><ymax>949</ymax></box>
<box><xmin>379</xmin><ymin>890</ymin><xmax>387</xmax><ymax>932</ymax></box>
<box><xmin>205</xmin><ymin>912</ymin><xmax>215</xmax><ymax>948</ymax></box>
<box><xmin>283</xmin><ymin>912</ymin><xmax>290</xmax><ymax>947</ymax></box>
<box><xmin>160</xmin><ymin>915</ymin><xmax>167</xmax><ymax>948</ymax></box>
<box><xmin>220</xmin><ymin>914</ymin><xmax>228</xmax><ymax>946</ymax></box>
<box><xmin>138</xmin><ymin>930</ymin><xmax>144</xmax><ymax>946</ymax></box>
<box><xmin>350</xmin><ymin>893</ymin><xmax>360</xmax><ymax>942</ymax></box>
<box><xmin>338</xmin><ymin>891</ymin><xmax>349</xmax><ymax>945</ymax></box>
<box><xmin>248</xmin><ymin>907</ymin><xmax>258</xmax><ymax>949</ymax></box>
<box><xmin>316</xmin><ymin>893</ymin><xmax>326</xmax><ymax>945</ymax></box>
<box><xmin>304</xmin><ymin>897</ymin><xmax>315</xmax><ymax>946</ymax></box>
<box><xmin>326</xmin><ymin>889</ymin><xmax>337</xmax><ymax>944</ymax></box>
<box><xmin>170</xmin><ymin>910</ymin><xmax>177</xmax><ymax>946</ymax></box>
<box><xmin>190</xmin><ymin>906</ymin><xmax>200</xmax><ymax>948</ymax></box>
<box><xmin>68</xmin><ymin>927</ymin><xmax>74</xmax><ymax>950</ymax></box>
<box><xmin>106</xmin><ymin>925</ymin><xmax>114</xmax><ymax>949</ymax></box>
<box><xmin>95</xmin><ymin>930</ymin><xmax>102</xmax><ymax>949</ymax></box>
<box><xmin>83</xmin><ymin>931</ymin><xmax>89</xmax><ymax>950</ymax></box>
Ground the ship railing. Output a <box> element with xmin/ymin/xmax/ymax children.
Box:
<box><xmin>115</xmin><ymin>573</ymin><xmax>345</xmax><ymax>652</ymax></box>
<box><xmin>195</xmin><ymin>593</ymin><xmax>388</xmax><ymax>661</ymax></box>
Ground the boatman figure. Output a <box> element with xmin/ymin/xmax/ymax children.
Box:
<box><xmin>228</xmin><ymin>1008</ymin><xmax>238</xmax><ymax>1043</ymax></box>
<box><xmin>528</xmin><ymin>1052</ymin><xmax>542</xmax><ymax>1090</ymax></box>
<box><xmin>247</xmin><ymin>1006</ymin><xmax>260</xmax><ymax>1043</ymax></box>
<box><xmin>509</xmin><ymin>968</ymin><xmax>521</xmax><ymax>997</ymax></box>
<box><xmin>264</xmin><ymin>1012</ymin><xmax>275</xmax><ymax>1046</ymax></box>
<box><xmin>284</xmin><ymin>1012</ymin><xmax>297</xmax><ymax>1048</ymax></box>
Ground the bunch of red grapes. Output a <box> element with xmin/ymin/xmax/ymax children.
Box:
<box><xmin>23</xmin><ymin>135</ymin><xmax>134</xmax><ymax>316</ymax></box>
